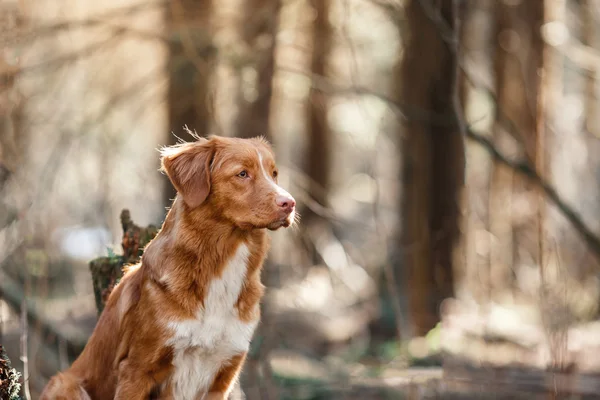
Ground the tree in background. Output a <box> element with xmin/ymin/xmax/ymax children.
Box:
<box><xmin>164</xmin><ymin>0</ymin><xmax>216</xmax><ymax>207</ymax></box>
<box><xmin>396</xmin><ymin>0</ymin><xmax>465</xmax><ymax>337</ymax></box>
<box><xmin>488</xmin><ymin>0</ymin><xmax>543</xmax><ymax>301</ymax></box>
<box><xmin>304</xmin><ymin>0</ymin><xmax>332</xmax><ymax>216</ymax></box>
<box><xmin>235</xmin><ymin>0</ymin><xmax>281</xmax><ymax>141</ymax></box>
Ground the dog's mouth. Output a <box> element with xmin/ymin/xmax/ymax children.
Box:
<box><xmin>266</xmin><ymin>210</ymin><xmax>295</xmax><ymax>231</ymax></box>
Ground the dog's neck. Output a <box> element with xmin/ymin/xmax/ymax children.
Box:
<box><xmin>141</xmin><ymin>196</ymin><xmax>268</xmax><ymax>308</ymax></box>
<box><xmin>165</xmin><ymin>197</ymin><xmax>252</xmax><ymax>253</ymax></box>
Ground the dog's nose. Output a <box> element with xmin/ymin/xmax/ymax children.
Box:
<box><xmin>276</xmin><ymin>195</ymin><xmax>296</xmax><ymax>211</ymax></box>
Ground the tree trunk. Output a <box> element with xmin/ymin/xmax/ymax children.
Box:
<box><xmin>303</xmin><ymin>0</ymin><xmax>332</xmax><ymax>222</ymax></box>
<box><xmin>234</xmin><ymin>0</ymin><xmax>281</xmax><ymax>142</ymax></box>
<box><xmin>489</xmin><ymin>0</ymin><xmax>543</xmax><ymax>302</ymax></box>
<box><xmin>164</xmin><ymin>0</ymin><xmax>216</xmax><ymax>207</ymax></box>
<box><xmin>398</xmin><ymin>0</ymin><xmax>465</xmax><ymax>336</ymax></box>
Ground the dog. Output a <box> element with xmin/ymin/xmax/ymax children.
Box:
<box><xmin>40</xmin><ymin>135</ymin><xmax>296</xmax><ymax>399</ymax></box>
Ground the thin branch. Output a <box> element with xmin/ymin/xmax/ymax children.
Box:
<box><xmin>20</xmin><ymin>297</ymin><xmax>31</xmax><ymax>400</ymax></box>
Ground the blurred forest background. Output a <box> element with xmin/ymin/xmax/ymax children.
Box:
<box><xmin>2</xmin><ymin>0</ymin><xmax>600</xmax><ymax>398</ymax></box>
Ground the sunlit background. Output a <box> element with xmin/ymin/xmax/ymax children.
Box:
<box><xmin>2</xmin><ymin>0</ymin><xmax>600</xmax><ymax>398</ymax></box>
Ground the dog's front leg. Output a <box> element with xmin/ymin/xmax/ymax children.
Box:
<box><xmin>204</xmin><ymin>352</ymin><xmax>247</xmax><ymax>400</ymax></box>
<box><xmin>114</xmin><ymin>360</ymin><xmax>159</xmax><ymax>400</ymax></box>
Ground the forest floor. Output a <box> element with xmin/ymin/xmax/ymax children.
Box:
<box><xmin>3</xmin><ymin>264</ymin><xmax>600</xmax><ymax>399</ymax></box>
<box><xmin>0</xmin><ymin>325</ymin><xmax>556</xmax><ymax>400</ymax></box>
<box><xmin>3</xmin><ymin>315</ymin><xmax>593</xmax><ymax>400</ymax></box>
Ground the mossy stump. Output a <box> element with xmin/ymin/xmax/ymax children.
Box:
<box><xmin>0</xmin><ymin>345</ymin><xmax>23</xmax><ymax>400</ymax></box>
<box><xmin>89</xmin><ymin>209</ymin><xmax>158</xmax><ymax>315</ymax></box>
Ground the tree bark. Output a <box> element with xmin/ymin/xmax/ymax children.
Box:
<box><xmin>234</xmin><ymin>0</ymin><xmax>281</xmax><ymax>142</ymax></box>
<box><xmin>397</xmin><ymin>0</ymin><xmax>465</xmax><ymax>336</ymax></box>
<box><xmin>489</xmin><ymin>0</ymin><xmax>543</xmax><ymax>301</ymax></box>
<box><xmin>164</xmin><ymin>0</ymin><xmax>216</xmax><ymax>207</ymax></box>
<box><xmin>302</xmin><ymin>0</ymin><xmax>332</xmax><ymax>223</ymax></box>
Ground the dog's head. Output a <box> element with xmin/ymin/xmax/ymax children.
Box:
<box><xmin>161</xmin><ymin>135</ymin><xmax>296</xmax><ymax>231</ymax></box>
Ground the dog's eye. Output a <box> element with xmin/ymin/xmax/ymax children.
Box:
<box><xmin>238</xmin><ymin>170</ymin><xmax>248</xmax><ymax>178</ymax></box>
<box><xmin>272</xmin><ymin>170</ymin><xmax>278</xmax><ymax>178</ymax></box>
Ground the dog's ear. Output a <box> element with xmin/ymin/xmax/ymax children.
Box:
<box><xmin>161</xmin><ymin>138</ymin><xmax>214</xmax><ymax>209</ymax></box>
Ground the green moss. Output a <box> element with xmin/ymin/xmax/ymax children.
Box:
<box><xmin>89</xmin><ymin>254</ymin><xmax>126</xmax><ymax>315</ymax></box>
<box><xmin>89</xmin><ymin>209</ymin><xmax>159</xmax><ymax>315</ymax></box>
<box><xmin>0</xmin><ymin>345</ymin><xmax>23</xmax><ymax>400</ymax></box>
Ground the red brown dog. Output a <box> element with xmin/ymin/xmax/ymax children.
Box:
<box><xmin>40</xmin><ymin>135</ymin><xmax>296</xmax><ymax>399</ymax></box>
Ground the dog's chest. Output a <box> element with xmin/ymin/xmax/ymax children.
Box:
<box><xmin>164</xmin><ymin>244</ymin><xmax>260</xmax><ymax>399</ymax></box>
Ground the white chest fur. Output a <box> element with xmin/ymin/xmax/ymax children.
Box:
<box><xmin>165</xmin><ymin>243</ymin><xmax>259</xmax><ymax>400</ymax></box>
